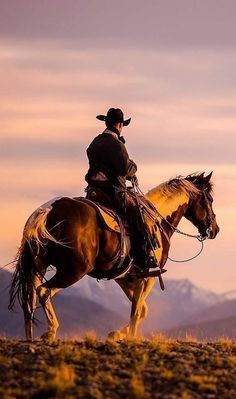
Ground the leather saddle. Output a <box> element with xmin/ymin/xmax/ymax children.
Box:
<box><xmin>73</xmin><ymin>197</ymin><xmax>122</xmax><ymax>234</ymax></box>
<box><xmin>73</xmin><ymin>197</ymin><xmax>132</xmax><ymax>280</ymax></box>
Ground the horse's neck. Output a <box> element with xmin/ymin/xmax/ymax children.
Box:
<box><xmin>146</xmin><ymin>189</ymin><xmax>190</xmax><ymax>234</ymax></box>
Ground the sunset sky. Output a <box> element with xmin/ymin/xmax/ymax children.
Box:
<box><xmin>0</xmin><ymin>0</ymin><xmax>236</xmax><ymax>293</ymax></box>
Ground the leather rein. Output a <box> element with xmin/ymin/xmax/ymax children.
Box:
<box><xmin>130</xmin><ymin>182</ymin><xmax>214</xmax><ymax>263</ymax></box>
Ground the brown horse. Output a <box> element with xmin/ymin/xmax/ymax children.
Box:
<box><xmin>9</xmin><ymin>172</ymin><xmax>219</xmax><ymax>341</ymax></box>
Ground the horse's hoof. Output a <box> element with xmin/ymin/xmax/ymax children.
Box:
<box><xmin>107</xmin><ymin>331</ymin><xmax>122</xmax><ymax>341</ymax></box>
<box><xmin>41</xmin><ymin>331</ymin><xmax>56</xmax><ymax>342</ymax></box>
<box><xmin>107</xmin><ymin>330</ymin><xmax>129</xmax><ymax>340</ymax></box>
<box><xmin>25</xmin><ymin>338</ymin><xmax>33</xmax><ymax>343</ymax></box>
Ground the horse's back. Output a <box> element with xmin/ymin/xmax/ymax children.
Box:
<box><xmin>45</xmin><ymin>197</ymin><xmax>98</xmax><ymax>245</ymax></box>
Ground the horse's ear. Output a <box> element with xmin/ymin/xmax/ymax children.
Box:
<box><xmin>199</xmin><ymin>172</ymin><xmax>205</xmax><ymax>178</ymax></box>
<box><xmin>204</xmin><ymin>171</ymin><xmax>213</xmax><ymax>184</ymax></box>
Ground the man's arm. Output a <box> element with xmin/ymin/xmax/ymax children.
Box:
<box><xmin>109</xmin><ymin>139</ymin><xmax>137</xmax><ymax>178</ymax></box>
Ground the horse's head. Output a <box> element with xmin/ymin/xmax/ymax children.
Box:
<box><xmin>184</xmin><ymin>172</ymin><xmax>220</xmax><ymax>240</ymax></box>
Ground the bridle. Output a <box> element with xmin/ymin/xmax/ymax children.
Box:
<box><xmin>166</xmin><ymin>188</ymin><xmax>215</xmax><ymax>262</ymax></box>
<box><xmin>131</xmin><ymin>180</ymin><xmax>215</xmax><ymax>263</ymax></box>
<box><xmin>201</xmin><ymin>189</ymin><xmax>215</xmax><ymax>238</ymax></box>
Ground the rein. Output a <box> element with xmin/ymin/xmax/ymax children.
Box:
<box><xmin>131</xmin><ymin>181</ymin><xmax>208</xmax><ymax>263</ymax></box>
<box><xmin>149</xmin><ymin>200</ymin><xmax>206</xmax><ymax>263</ymax></box>
<box><xmin>167</xmin><ymin>241</ymin><xmax>204</xmax><ymax>263</ymax></box>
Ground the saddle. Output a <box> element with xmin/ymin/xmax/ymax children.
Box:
<box><xmin>73</xmin><ymin>189</ymin><xmax>163</xmax><ymax>281</ymax></box>
<box><xmin>73</xmin><ymin>197</ymin><xmax>132</xmax><ymax>280</ymax></box>
<box><xmin>73</xmin><ymin>197</ymin><xmax>123</xmax><ymax>233</ymax></box>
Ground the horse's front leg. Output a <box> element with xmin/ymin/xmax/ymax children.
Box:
<box><xmin>129</xmin><ymin>277</ymin><xmax>155</xmax><ymax>337</ymax></box>
<box><xmin>128</xmin><ymin>280</ymin><xmax>146</xmax><ymax>337</ymax></box>
<box><xmin>109</xmin><ymin>277</ymin><xmax>155</xmax><ymax>339</ymax></box>
<box><xmin>113</xmin><ymin>279</ymin><xmax>146</xmax><ymax>338</ymax></box>
<box><xmin>107</xmin><ymin>278</ymin><xmax>135</xmax><ymax>340</ymax></box>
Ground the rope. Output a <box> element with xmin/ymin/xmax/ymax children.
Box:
<box><xmin>168</xmin><ymin>240</ymin><xmax>204</xmax><ymax>262</ymax></box>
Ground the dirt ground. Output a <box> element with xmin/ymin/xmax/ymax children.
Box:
<box><xmin>0</xmin><ymin>336</ymin><xmax>235</xmax><ymax>398</ymax></box>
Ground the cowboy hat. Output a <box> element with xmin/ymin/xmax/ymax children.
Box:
<box><xmin>96</xmin><ymin>108</ymin><xmax>131</xmax><ymax>126</ymax></box>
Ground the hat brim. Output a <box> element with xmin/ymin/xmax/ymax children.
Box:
<box><xmin>96</xmin><ymin>115</ymin><xmax>131</xmax><ymax>126</ymax></box>
<box><xmin>96</xmin><ymin>115</ymin><xmax>106</xmax><ymax>121</ymax></box>
<box><xmin>123</xmin><ymin>118</ymin><xmax>131</xmax><ymax>126</ymax></box>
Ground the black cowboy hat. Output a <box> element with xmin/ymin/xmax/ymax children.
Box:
<box><xmin>96</xmin><ymin>108</ymin><xmax>131</xmax><ymax>126</ymax></box>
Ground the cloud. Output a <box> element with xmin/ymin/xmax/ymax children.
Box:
<box><xmin>0</xmin><ymin>0</ymin><xmax>236</xmax><ymax>49</ymax></box>
<box><xmin>0</xmin><ymin>7</ymin><xmax>236</xmax><ymax>294</ymax></box>
<box><xmin>0</xmin><ymin>138</ymin><xmax>90</xmax><ymax>163</ymax></box>
<box><xmin>1</xmin><ymin>44</ymin><xmax>236</xmax><ymax>167</ymax></box>
<box><xmin>0</xmin><ymin>128</ymin><xmax>235</xmax><ymax>165</ymax></box>
<box><xmin>2</xmin><ymin>44</ymin><xmax>236</xmax><ymax>99</ymax></box>
<box><xmin>138</xmin><ymin>163</ymin><xmax>236</xmax><ymax>207</ymax></box>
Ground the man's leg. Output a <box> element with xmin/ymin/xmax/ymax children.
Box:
<box><xmin>85</xmin><ymin>184</ymin><xmax>115</xmax><ymax>208</ymax></box>
<box><xmin>125</xmin><ymin>192</ymin><xmax>159</xmax><ymax>273</ymax></box>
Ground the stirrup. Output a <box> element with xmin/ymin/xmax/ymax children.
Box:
<box><xmin>134</xmin><ymin>267</ymin><xmax>166</xmax><ymax>278</ymax></box>
<box><xmin>146</xmin><ymin>256</ymin><xmax>160</xmax><ymax>269</ymax></box>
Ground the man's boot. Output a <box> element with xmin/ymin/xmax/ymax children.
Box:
<box><xmin>146</xmin><ymin>254</ymin><xmax>160</xmax><ymax>269</ymax></box>
<box><xmin>132</xmin><ymin>240</ymin><xmax>159</xmax><ymax>276</ymax></box>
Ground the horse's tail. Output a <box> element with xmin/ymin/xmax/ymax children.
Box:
<box><xmin>9</xmin><ymin>207</ymin><xmax>57</xmax><ymax>311</ymax></box>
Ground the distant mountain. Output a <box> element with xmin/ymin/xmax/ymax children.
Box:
<box><xmin>180</xmin><ymin>298</ymin><xmax>236</xmax><ymax>326</ymax></box>
<box><xmin>164</xmin><ymin>296</ymin><xmax>236</xmax><ymax>341</ymax></box>
<box><xmin>62</xmin><ymin>276</ymin><xmax>130</xmax><ymax>315</ymax></box>
<box><xmin>1</xmin><ymin>269</ymin><xmax>235</xmax><ymax>339</ymax></box>
<box><xmin>165</xmin><ymin>315</ymin><xmax>236</xmax><ymax>341</ymax></box>
<box><xmin>145</xmin><ymin>278</ymin><xmax>222</xmax><ymax>331</ymax></box>
<box><xmin>222</xmin><ymin>290</ymin><xmax>236</xmax><ymax>301</ymax></box>
<box><xmin>0</xmin><ymin>269</ymin><xmax>126</xmax><ymax>339</ymax></box>
<box><xmin>62</xmin><ymin>277</ymin><xmax>223</xmax><ymax>331</ymax></box>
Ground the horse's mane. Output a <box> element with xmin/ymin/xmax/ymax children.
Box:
<box><xmin>147</xmin><ymin>173</ymin><xmax>213</xmax><ymax>199</ymax></box>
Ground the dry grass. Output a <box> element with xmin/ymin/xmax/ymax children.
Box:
<box><xmin>36</xmin><ymin>363</ymin><xmax>76</xmax><ymax>398</ymax></box>
<box><xmin>189</xmin><ymin>375</ymin><xmax>218</xmax><ymax>392</ymax></box>
<box><xmin>0</xmin><ymin>337</ymin><xmax>235</xmax><ymax>398</ymax></box>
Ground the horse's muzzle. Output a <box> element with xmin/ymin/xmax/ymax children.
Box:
<box><xmin>200</xmin><ymin>222</ymin><xmax>219</xmax><ymax>240</ymax></box>
<box><xmin>207</xmin><ymin>224</ymin><xmax>220</xmax><ymax>239</ymax></box>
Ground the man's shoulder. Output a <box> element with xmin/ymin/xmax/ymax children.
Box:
<box><xmin>92</xmin><ymin>131</ymin><xmax>122</xmax><ymax>145</ymax></box>
<box><xmin>87</xmin><ymin>132</ymin><xmax>118</xmax><ymax>153</ymax></box>
<box><xmin>88</xmin><ymin>133</ymin><xmax>105</xmax><ymax>145</ymax></box>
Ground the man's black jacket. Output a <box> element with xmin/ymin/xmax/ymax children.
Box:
<box><xmin>85</xmin><ymin>129</ymin><xmax>137</xmax><ymax>188</ymax></box>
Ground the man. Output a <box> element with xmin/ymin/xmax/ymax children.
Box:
<box><xmin>85</xmin><ymin>107</ymin><xmax>158</xmax><ymax>274</ymax></box>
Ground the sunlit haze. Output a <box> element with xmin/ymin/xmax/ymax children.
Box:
<box><xmin>0</xmin><ymin>0</ymin><xmax>236</xmax><ymax>293</ymax></box>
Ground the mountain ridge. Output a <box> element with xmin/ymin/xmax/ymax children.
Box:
<box><xmin>0</xmin><ymin>269</ymin><xmax>235</xmax><ymax>339</ymax></box>
<box><xmin>165</xmin><ymin>314</ymin><xmax>236</xmax><ymax>341</ymax></box>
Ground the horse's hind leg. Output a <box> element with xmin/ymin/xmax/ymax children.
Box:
<box><xmin>23</xmin><ymin>273</ymin><xmax>42</xmax><ymax>340</ymax></box>
<box><xmin>37</xmin><ymin>285</ymin><xmax>61</xmax><ymax>341</ymax></box>
<box><xmin>37</xmin><ymin>262</ymin><xmax>89</xmax><ymax>341</ymax></box>
<box><xmin>23</xmin><ymin>252</ymin><xmax>46</xmax><ymax>340</ymax></box>
<box><xmin>36</xmin><ymin>272</ymin><xmax>65</xmax><ymax>341</ymax></box>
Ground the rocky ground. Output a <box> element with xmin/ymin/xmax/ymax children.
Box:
<box><xmin>0</xmin><ymin>336</ymin><xmax>235</xmax><ymax>399</ymax></box>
